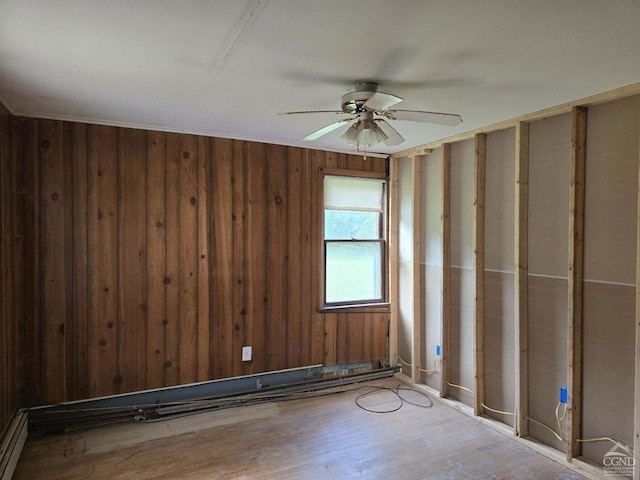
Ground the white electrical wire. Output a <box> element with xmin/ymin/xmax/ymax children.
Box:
<box><xmin>396</xmin><ymin>355</ymin><xmax>441</xmax><ymax>375</ymax></box>
<box><xmin>526</xmin><ymin>402</ymin><xmax>566</xmax><ymax>442</ymax></box>
<box><xmin>577</xmin><ymin>437</ymin><xmax>633</xmax><ymax>456</ymax></box>
<box><xmin>481</xmin><ymin>403</ymin><xmax>514</xmax><ymax>416</ymax></box>
<box><xmin>447</xmin><ymin>381</ymin><xmax>474</xmax><ymax>394</ymax></box>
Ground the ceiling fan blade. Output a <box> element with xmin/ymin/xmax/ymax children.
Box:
<box><xmin>278</xmin><ymin>110</ymin><xmax>345</xmax><ymax>116</ymax></box>
<box><xmin>303</xmin><ymin>118</ymin><xmax>354</xmax><ymax>141</ymax></box>
<box><xmin>375</xmin><ymin>120</ymin><xmax>405</xmax><ymax>146</ymax></box>
<box><xmin>388</xmin><ymin>109</ymin><xmax>463</xmax><ymax>126</ymax></box>
<box><xmin>363</xmin><ymin>91</ymin><xmax>403</xmax><ymax>112</ymax></box>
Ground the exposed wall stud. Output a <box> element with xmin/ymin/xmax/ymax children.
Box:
<box><xmin>515</xmin><ymin>122</ymin><xmax>529</xmax><ymax>437</ymax></box>
<box><xmin>567</xmin><ymin>106</ymin><xmax>587</xmax><ymax>460</ymax></box>
<box><xmin>440</xmin><ymin>143</ymin><xmax>451</xmax><ymax>398</ymax></box>
<box><xmin>473</xmin><ymin>133</ymin><xmax>486</xmax><ymax>416</ymax></box>
<box><xmin>634</xmin><ymin>123</ymin><xmax>640</xmax><ymax>480</ymax></box>
<box><xmin>389</xmin><ymin>158</ymin><xmax>399</xmax><ymax>368</ymax></box>
<box><xmin>411</xmin><ymin>155</ymin><xmax>422</xmax><ymax>384</ymax></box>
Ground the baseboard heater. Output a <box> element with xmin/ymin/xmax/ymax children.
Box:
<box><xmin>28</xmin><ymin>363</ymin><xmax>397</xmax><ymax>436</ymax></box>
<box><xmin>0</xmin><ymin>410</ymin><xmax>28</xmax><ymax>480</ymax></box>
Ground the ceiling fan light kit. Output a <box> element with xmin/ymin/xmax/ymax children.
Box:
<box><xmin>279</xmin><ymin>81</ymin><xmax>463</xmax><ymax>151</ymax></box>
<box><xmin>340</xmin><ymin>111</ymin><xmax>388</xmax><ymax>147</ymax></box>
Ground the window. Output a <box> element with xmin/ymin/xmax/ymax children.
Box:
<box><xmin>323</xmin><ymin>173</ymin><xmax>387</xmax><ymax>306</ymax></box>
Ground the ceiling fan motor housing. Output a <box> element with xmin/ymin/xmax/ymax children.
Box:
<box><xmin>340</xmin><ymin>82</ymin><xmax>378</xmax><ymax>114</ymax></box>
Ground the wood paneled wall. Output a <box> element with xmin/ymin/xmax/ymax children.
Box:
<box><xmin>10</xmin><ymin>118</ymin><xmax>389</xmax><ymax>406</ymax></box>
<box><xmin>0</xmin><ymin>102</ymin><xmax>24</xmax><ymax>430</ymax></box>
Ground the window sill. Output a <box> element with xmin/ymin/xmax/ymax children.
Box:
<box><xmin>318</xmin><ymin>302</ymin><xmax>391</xmax><ymax>314</ymax></box>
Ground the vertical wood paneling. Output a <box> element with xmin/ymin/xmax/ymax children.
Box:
<box><xmin>245</xmin><ymin>141</ymin><xmax>267</xmax><ymax>374</ymax></box>
<box><xmin>62</xmin><ymin>123</ymin><xmax>74</xmax><ymax>401</ymax></box>
<box><xmin>178</xmin><ymin>135</ymin><xmax>199</xmax><ymax>384</ymax></box>
<box><xmin>145</xmin><ymin>131</ymin><xmax>167</xmax><ymax>389</ymax></box>
<box><xmin>231</xmin><ymin>140</ymin><xmax>246</xmax><ymax>377</ymax></box>
<box><xmin>372</xmin><ymin>313</ymin><xmax>388</xmax><ymax>362</ymax></box>
<box><xmin>347</xmin><ymin>313</ymin><xmax>366</xmax><ymax>364</ymax></box>
<box><xmin>310</xmin><ymin>150</ymin><xmax>325</xmax><ymax>365</ymax></box>
<box><xmin>71</xmin><ymin>122</ymin><xmax>89</xmax><ymax>400</ymax></box>
<box><xmin>40</xmin><ymin>120</ymin><xmax>67</xmax><ymax>403</ymax></box>
<box><xmin>15</xmin><ymin>119</ymin><xmax>388</xmax><ymax>405</ymax></box>
<box><xmin>0</xmin><ymin>103</ymin><xmax>23</xmax><ymax>427</ymax></box>
<box><xmin>23</xmin><ymin>119</ymin><xmax>41</xmax><ymax>405</ymax></box>
<box><xmin>10</xmin><ymin>117</ymin><xmax>25</xmax><ymax>411</ymax></box>
<box><xmin>324</xmin><ymin>313</ymin><xmax>337</xmax><ymax>365</ymax></box>
<box><xmin>88</xmin><ymin>125</ymin><xmax>119</xmax><ymax>398</ymax></box>
<box><xmin>265</xmin><ymin>144</ymin><xmax>287</xmax><ymax>371</ymax></box>
<box><xmin>197</xmin><ymin>137</ymin><xmax>210</xmax><ymax>382</ymax></box>
<box><xmin>118</xmin><ymin>128</ymin><xmax>147</xmax><ymax>393</ymax></box>
<box><xmin>210</xmin><ymin>138</ymin><xmax>234</xmax><ymax>379</ymax></box>
<box><xmin>286</xmin><ymin>147</ymin><xmax>303</xmax><ymax>367</ymax></box>
<box><xmin>164</xmin><ymin>134</ymin><xmax>180</xmax><ymax>386</ymax></box>
<box><xmin>300</xmin><ymin>149</ymin><xmax>313</xmax><ymax>367</ymax></box>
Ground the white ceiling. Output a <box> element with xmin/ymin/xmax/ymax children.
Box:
<box><xmin>1</xmin><ymin>0</ymin><xmax>639</xmax><ymax>156</ymax></box>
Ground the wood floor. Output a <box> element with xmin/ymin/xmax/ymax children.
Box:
<box><xmin>15</xmin><ymin>378</ymin><xmax>586</xmax><ymax>479</ymax></box>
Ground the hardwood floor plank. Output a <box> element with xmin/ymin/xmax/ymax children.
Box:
<box><xmin>16</xmin><ymin>378</ymin><xmax>586</xmax><ymax>480</ymax></box>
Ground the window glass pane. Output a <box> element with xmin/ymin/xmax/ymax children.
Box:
<box><xmin>324</xmin><ymin>210</ymin><xmax>379</xmax><ymax>239</ymax></box>
<box><xmin>324</xmin><ymin>176</ymin><xmax>385</xmax><ymax>211</ymax></box>
<box><xmin>325</xmin><ymin>241</ymin><xmax>382</xmax><ymax>303</ymax></box>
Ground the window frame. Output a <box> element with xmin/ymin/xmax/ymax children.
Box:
<box><xmin>320</xmin><ymin>167</ymin><xmax>389</xmax><ymax>310</ymax></box>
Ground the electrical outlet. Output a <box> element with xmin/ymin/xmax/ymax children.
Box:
<box><xmin>559</xmin><ymin>386</ymin><xmax>568</xmax><ymax>404</ymax></box>
<box><xmin>242</xmin><ymin>346</ymin><xmax>252</xmax><ymax>362</ymax></box>
<box><xmin>436</xmin><ymin>344</ymin><xmax>441</xmax><ymax>356</ymax></box>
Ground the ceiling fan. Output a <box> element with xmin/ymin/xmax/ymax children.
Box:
<box><xmin>278</xmin><ymin>81</ymin><xmax>462</xmax><ymax>149</ymax></box>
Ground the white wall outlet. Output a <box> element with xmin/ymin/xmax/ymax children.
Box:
<box><xmin>242</xmin><ymin>346</ymin><xmax>252</xmax><ymax>362</ymax></box>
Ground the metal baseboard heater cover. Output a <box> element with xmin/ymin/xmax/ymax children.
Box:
<box><xmin>28</xmin><ymin>364</ymin><xmax>397</xmax><ymax>435</ymax></box>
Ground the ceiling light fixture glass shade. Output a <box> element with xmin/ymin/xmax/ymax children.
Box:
<box><xmin>340</xmin><ymin>116</ymin><xmax>388</xmax><ymax>147</ymax></box>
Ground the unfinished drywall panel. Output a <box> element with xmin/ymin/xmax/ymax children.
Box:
<box><xmin>449</xmin><ymin>139</ymin><xmax>475</xmax><ymax>406</ymax></box>
<box><xmin>397</xmin><ymin>157</ymin><xmax>414</xmax><ymax>374</ymax></box>
<box><xmin>581</xmin><ymin>95</ymin><xmax>639</xmax><ymax>466</ymax></box>
<box><xmin>527</xmin><ymin>113</ymin><xmax>571</xmax><ymax>452</ymax></box>
<box><xmin>420</xmin><ymin>148</ymin><xmax>442</xmax><ymax>389</ymax></box>
<box><xmin>527</xmin><ymin>276</ymin><xmax>568</xmax><ymax>451</ymax></box>
<box><xmin>485</xmin><ymin>129</ymin><xmax>515</xmax><ymax>272</ymax></box>
<box><xmin>528</xmin><ymin>114</ymin><xmax>571</xmax><ymax>277</ymax></box>
<box><xmin>582</xmin><ymin>283</ymin><xmax>635</xmax><ymax>461</ymax></box>
<box><xmin>483</xmin><ymin>128</ymin><xmax>516</xmax><ymax>426</ymax></box>
<box><xmin>484</xmin><ymin>271</ymin><xmax>515</xmax><ymax>424</ymax></box>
